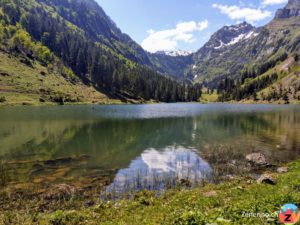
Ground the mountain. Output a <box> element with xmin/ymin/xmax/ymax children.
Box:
<box><xmin>189</xmin><ymin>0</ymin><xmax>299</xmax><ymax>85</ymax></box>
<box><xmin>36</xmin><ymin>0</ymin><xmax>153</xmax><ymax>67</ymax></box>
<box><xmin>0</xmin><ymin>0</ymin><xmax>201</xmax><ymax>105</ymax></box>
<box><xmin>190</xmin><ymin>22</ymin><xmax>260</xmax><ymax>83</ymax></box>
<box><xmin>198</xmin><ymin>22</ymin><xmax>257</xmax><ymax>51</ymax></box>
<box><xmin>0</xmin><ymin>0</ymin><xmax>299</xmax><ymax>105</ymax></box>
<box><xmin>203</xmin><ymin>0</ymin><xmax>300</xmax><ymax>102</ymax></box>
<box><xmin>34</xmin><ymin>0</ymin><xmax>191</xmax><ymax>79</ymax></box>
<box><xmin>275</xmin><ymin>0</ymin><xmax>300</xmax><ymax>19</ymax></box>
<box><xmin>156</xmin><ymin>50</ymin><xmax>193</xmax><ymax>57</ymax></box>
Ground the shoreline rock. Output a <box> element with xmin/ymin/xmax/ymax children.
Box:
<box><xmin>277</xmin><ymin>167</ymin><xmax>288</xmax><ymax>173</ymax></box>
<box><xmin>246</xmin><ymin>153</ymin><xmax>268</xmax><ymax>167</ymax></box>
<box><xmin>257</xmin><ymin>174</ymin><xmax>276</xmax><ymax>185</ymax></box>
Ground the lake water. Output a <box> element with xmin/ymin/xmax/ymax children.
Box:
<box><xmin>0</xmin><ymin>103</ymin><xmax>300</xmax><ymax>196</ymax></box>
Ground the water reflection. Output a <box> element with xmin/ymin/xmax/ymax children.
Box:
<box><xmin>102</xmin><ymin>146</ymin><xmax>212</xmax><ymax>198</ymax></box>
<box><xmin>0</xmin><ymin>104</ymin><xmax>299</xmax><ymax>193</ymax></box>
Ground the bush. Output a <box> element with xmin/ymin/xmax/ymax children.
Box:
<box><xmin>51</xmin><ymin>94</ymin><xmax>65</xmax><ymax>105</ymax></box>
<box><xmin>0</xmin><ymin>96</ymin><xmax>6</xmax><ymax>103</ymax></box>
<box><xmin>173</xmin><ymin>211</ymin><xmax>206</xmax><ymax>225</ymax></box>
<box><xmin>50</xmin><ymin>210</ymin><xmax>86</xmax><ymax>225</ymax></box>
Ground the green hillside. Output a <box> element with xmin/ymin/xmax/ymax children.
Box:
<box><xmin>190</xmin><ymin>1</ymin><xmax>300</xmax><ymax>103</ymax></box>
<box><xmin>0</xmin><ymin>0</ymin><xmax>201</xmax><ymax>105</ymax></box>
<box><xmin>0</xmin><ymin>51</ymin><xmax>118</xmax><ymax>105</ymax></box>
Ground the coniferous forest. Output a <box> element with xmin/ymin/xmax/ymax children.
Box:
<box><xmin>0</xmin><ymin>0</ymin><xmax>202</xmax><ymax>103</ymax></box>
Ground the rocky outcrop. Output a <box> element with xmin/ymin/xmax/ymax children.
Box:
<box><xmin>275</xmin><ymin>0</ymin><xmax>300</xmax><ymax>19</ymax></box>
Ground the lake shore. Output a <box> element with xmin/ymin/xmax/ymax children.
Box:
<box><xmin>0</xmin><ymin>103</ymin><xmax>299</xmax><ymax>224</ymax></box>
<box><xmin>0</xmin><ymin>97</ymin><xmax>163</xmax><ymax>107</ymax></box>
<box><xmin>1</xmin><ymin>159</ymin><xmax>299</xmax><ymax>224</ymax></box>
<box><xmin>1</xmin><ymin>96</ymin><xmax>299</xmax><ymax>107</ymax></box>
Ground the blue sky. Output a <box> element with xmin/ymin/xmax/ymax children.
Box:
<box><xmin>96</xmin><ymin>0</ymin><xmax>288</xmax><ymax>52</ymax></box>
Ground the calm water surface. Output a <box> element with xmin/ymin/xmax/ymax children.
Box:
<box><xmin>0</xmin><ymin>103</ymin><xmax>300</xmax><ymax>195</ymax></box>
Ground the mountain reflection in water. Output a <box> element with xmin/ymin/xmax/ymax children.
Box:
<box><xmin>102</xmin><ymin>146</ymin><xmax>212</xmax><ymax>198</ymax></box>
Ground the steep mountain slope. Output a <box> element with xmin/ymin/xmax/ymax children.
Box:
<box><xmin>191</xmin><ymin>0</ymin><xmax>300</xmax><ymax>93</ymax></box>
<box><xmin>274</xmin><ymin>0</ymin><xmax>300</xmax><ymax>19</ymax></box>
<box><xmin>257</xmin><ymin>57</ymin><xmax>300</xmax><ymax>103</ymax></box>
<box><xmin>190</xmin><ymin>22</ymin><xmax>261</xmax><ymax>83</ymax></box>
<box><xmin>36</xmin><ymin>0</ymin><xmax>153</xmax><ymax>67</ymax></box>
<box><xmin>210</xmin><ymin>0</ymin><xmax>300</xmax><ymax>102</ymax></box>
<box><xmin>0</xmin><ymin>0</ymin><xmax>201</xmax><ymax>104</ymax></box>
<box><xmin>35</xmin><ymin>0</ymin><xmax>190</xmax><ymax>79</ymax></box>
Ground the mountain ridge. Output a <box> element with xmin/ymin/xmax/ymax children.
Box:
<box><xmin>210</xmin><ymin>0</ymin><xmax>300</xmax><ymax>102</ymax></box>
<box><xmin>0</xmin><ymin>0</ymin><xmax>300</xmax><ymax>104</ymax></box>
<box><xmin>155</xmin><ymin>50</ymin><xmax>193</xmax><ymax>57</ymax></box>
<box><xmin>275</xmin><ymin>0</ymin><xmax>300</xmax><ymax>19</ymax></box>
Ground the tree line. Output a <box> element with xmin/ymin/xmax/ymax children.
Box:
<box><xmin>216</xmin><ymin>50</ymin><xmax>290</xmax><ymax>102</ymax></box>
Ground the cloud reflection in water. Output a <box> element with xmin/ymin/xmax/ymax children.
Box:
<box><xmin>102</xmin><ymin>146</ymin><xmax>212</xmax><ymax>199</ymax></box>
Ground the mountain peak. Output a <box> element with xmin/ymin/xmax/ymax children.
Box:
<box><xmin>204</xmin><ymin>22</ymin><xmax>257</xmax><ymax>50</ymax></box>
<box><xmin>275</xmin><ymin>0</ymin><xmax>300</xmax><ymax>19</ymax></box>
<box><xmin>155</xmin><ymin>50</ymin><xmax>192</xmax><ymax>57</ymax></box>
<box><xmin>74</xmin><ymin>0</ymin><xmax>99</xmax><ymax>8</ymax></box>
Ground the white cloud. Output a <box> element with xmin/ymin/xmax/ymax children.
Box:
<box><xmin>212</xmin><ymin>4</ymin><xmax>272</xmax><ymax>24</ymax></box>
<box><xmin>261</xmin><ymin>0</ymin><xmax>288</xmax><ymax>6</ymax></box>
<box><xmin>141</xmin><ymin>20</ymin><xmax>208</xmax><ymax>53</ymax></box>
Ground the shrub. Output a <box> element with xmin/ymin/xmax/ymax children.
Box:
<box><xmin>173</xmin><ymin>211</ymin><xmax>206</xmax><ymax>225</ymax></box>
<box><xmin>50</xmin><ymin>210</ymin><xmax>86</xmax><ymax>225</ymax></box>
<box><xmin>51</xmin><ymin>94</ymin><xmax>65</xmax><ymax>105</ymax></box>
<box><xmin>0</xmin><ymin>96</ymin><xmax>6</xmax><ymax>103</ymax></box>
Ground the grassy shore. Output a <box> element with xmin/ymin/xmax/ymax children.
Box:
<box><xmin>0</xmin><ymin>160</ymin><xmax>299</xmax><ymax>225</ymax></box>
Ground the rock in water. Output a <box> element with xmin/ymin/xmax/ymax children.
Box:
<box><xmin>257</xmin><ymin>175</ymin><xmax>276</xmax><ymax>185</ymax></box>
<box><xmin>246</xmin><ymin>153</ymin><xmax>268</xmax><ymax>166</ymax></box>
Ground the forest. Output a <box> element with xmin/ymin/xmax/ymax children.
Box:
<box><xmin>0</xmin><ymin>0</ymin><xmax>202</xmax><ymax>103</ymax></box>
<box><xmin>216</xmin><ymin>52</ymin><xmax>298</xmax><ymax>102</ymax></box>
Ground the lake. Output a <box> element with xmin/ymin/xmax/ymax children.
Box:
<box><xmin>0</xmin><ymin>103</ymin><xmax>300</xmax><ymax>197</ymax></box>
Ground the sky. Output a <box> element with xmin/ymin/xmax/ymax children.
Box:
<box><xmin>96</xmin><ymin>0</ymin><xmax>288</xmax><ymax>53</ymax></box>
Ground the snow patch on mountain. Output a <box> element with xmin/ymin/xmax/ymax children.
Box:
<box><xmin>214</xmin><ymin>30</ymin><xmax>258</xmax><ymax>49</ymax></box>
<box><xmin>156</xmin><ymin>50</ymin><xmax>193</xmax><ymax>57</ymax></box>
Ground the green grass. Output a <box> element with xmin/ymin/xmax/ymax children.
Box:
<box><xmin>200</xmin><ymin>91</ymin><xmax>219</xmax><ymax>103</ymax></box>
<box><xmin>0</xmin><ymin>51</ymin><xmax>121</xmax><ymax>106</ymax></box>
<box><xmin>1</xmin><ymin>160</ymin><xmax>300</xmax><ymax>224</ymax></box>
